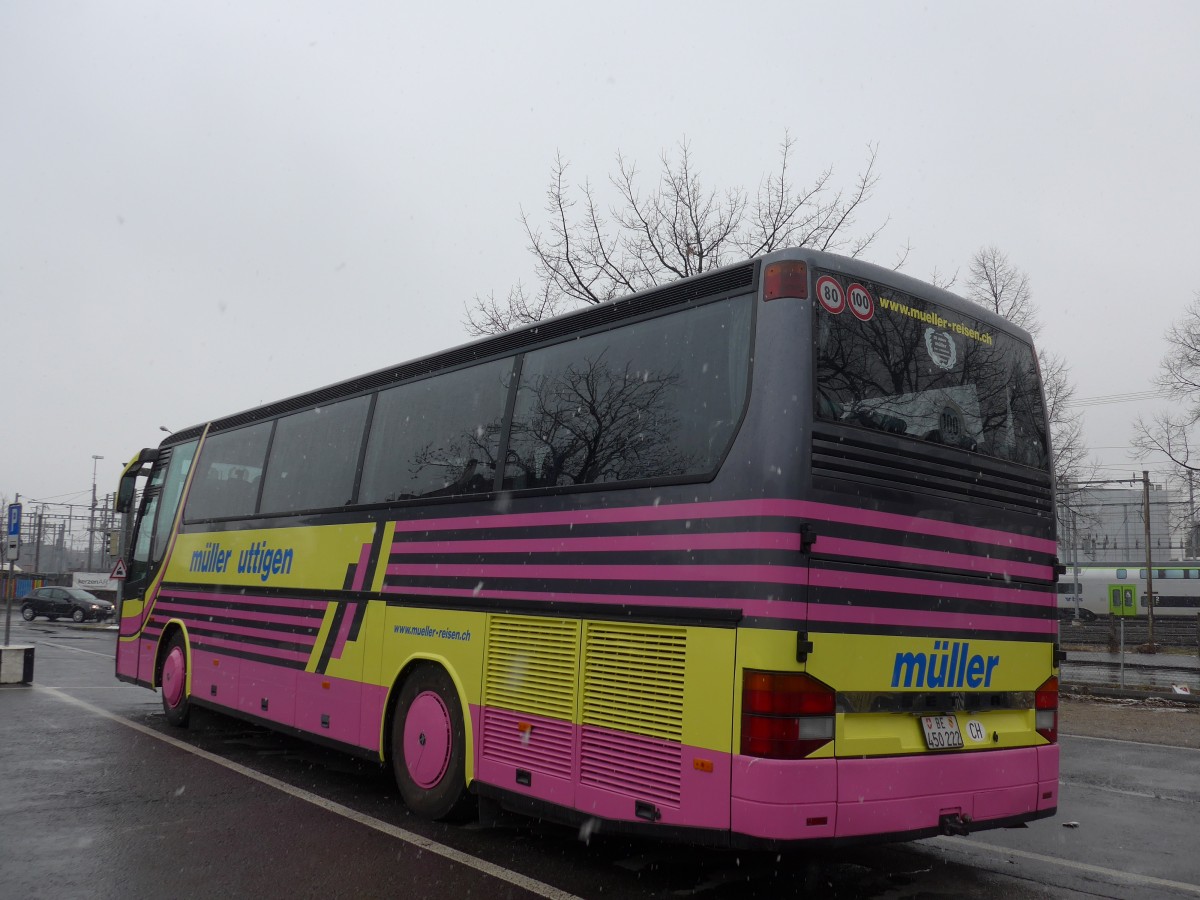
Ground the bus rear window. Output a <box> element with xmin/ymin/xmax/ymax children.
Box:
<box><xmin>814</xmin><ymin>271</ymin><xmax>1048</xmax><ymax>470</ymax></box>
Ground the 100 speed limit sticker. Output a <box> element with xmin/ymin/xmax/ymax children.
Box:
<box><xmin>815</xmin><ymin>275</ymin><xmax>874</xmax><ymax>321</ymax></box>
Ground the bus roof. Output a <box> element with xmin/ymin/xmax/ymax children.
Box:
<box><xmin>163</xmin><ymin>247</ymin><xmax>1033</xmax><ymax>446</ymax></box>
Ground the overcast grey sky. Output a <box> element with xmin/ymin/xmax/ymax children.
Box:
<box><xmin>2</xmin><ymin>1</ymin><xmax>1197</xmax><ymax>510</ymax></box>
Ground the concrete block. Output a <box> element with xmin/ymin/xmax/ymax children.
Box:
<box><xmin>0</xmin><ymin>645</ymin><xmax>34</xmax><ymax>684</ymax></box>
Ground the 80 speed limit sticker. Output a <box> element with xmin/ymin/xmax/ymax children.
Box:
<box><xmin>815</xmin><ymin>275</ymin><xmax>845</xmax><ymax>314</ymax></box>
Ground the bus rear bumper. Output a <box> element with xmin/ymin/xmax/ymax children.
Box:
<box><xmin>731</xmin><ymin>745</ymin><xmax>1058</xmax><ymax>842</ymax></box>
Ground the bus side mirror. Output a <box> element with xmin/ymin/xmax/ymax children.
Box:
<box><xmin>116</xmin><ymin>478</ymin><xmax>136</xmax><ymax>514</ymax></box>
<box><xmin>115</xmin><ymin>448</ymin><xmax>160</xmax><ymax>513</ymax></box>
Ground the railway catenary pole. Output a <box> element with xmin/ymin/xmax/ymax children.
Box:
<box><xmin>1143</xmin><ymin>470</ymin><xmax>1156</xmax><ymax>651</ymax></box>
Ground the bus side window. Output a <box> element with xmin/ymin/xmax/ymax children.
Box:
<box><xmin>259</xmin><ymin>396</ymin><xmax>370</xmax><ymax>513</ymax></box>
<box><xmin>184</xmin><ymin>422</ymin><xmax>272</xmax><ymax>520</ymax></box>
<box><xmin>359</xmin><ymin>359</ymin><xmax>510</xmax><ymax>504</ymax></box>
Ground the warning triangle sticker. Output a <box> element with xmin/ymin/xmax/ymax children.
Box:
<box><xmin>110</xmin><ymin>559</ymin><xmax>127</xmax><ymax>580</ymax></box>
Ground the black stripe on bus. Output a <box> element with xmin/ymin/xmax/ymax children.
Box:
<box><xmin>808</xmin><ymin>519</ymin><xmax>1055</xmax><ymax>567</ymax></box>
<box><xmin>187</xmin><ymin>638</ymin><xmax>311</xmax><ymax>670</ymax></box>
<box><xmin>316</xmin><ymin>603</ymin><xmax>350</xmax><ymax>674</ymax></box>
<box><xmin>157</xmin><ymin>591</ymin><xmax>329</xmax><ymax>620</ymax></box>
<box><xmin>810</xmin><ymin>559</ymin><xmax>1054</xmax><ymax>595</ymax></box>
<box><xmin>386</xmin><ymin>548</ymin><xmax>804</xmax><ymax>569</ymax></box>
<box><xmin>805</xmin><ymin>622</ymin><xmax>1056</xmax><ymax>643</ymax></box>
<box><xmin>346</xmin><ymin>601</ymin><xmax>368</xmax><ymax>645</ymax></box>
<box><xmin>807</xmin><ymin>589</ymin><xmax>1057</xmax><ymax>620</ymax></box>
<box><xmin>364</xmin><ymin>522</ymin><xmax>388</xmax><ymax>588</ymax></box>
<box><xmin>158</xmin><ymin>583</ymin><xmax>371</xmax><ymax>608</ymax></box>
<box><xmin>181</xmin><ymin>624</ymin><xmax>315</xmax><ymax>655</ymax></box>
<box><xmin>383</xmin><ymin>594</ymin><xmax>743</xmax><ymax>627</ymax></box>
<box><xmin>385</xmin><ymin>515</ymin><xmax>805</xmax><ymax>543</ymax></box>
<box><xmin>380</xmin><ymin>574</ymin><xmax>806</xmax><ymax>603</ymax></box>
<box><xmin>151</xmin><ymin>608</ymin><xmax>322</xmax><ymax>637</ymax></box>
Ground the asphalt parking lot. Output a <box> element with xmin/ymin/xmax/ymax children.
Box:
<box><xmin>5</xmin><ymin>617</ymin><xmax>1200</xmax><ymax>900</ymax></box>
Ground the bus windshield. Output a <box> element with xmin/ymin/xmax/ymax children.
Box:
<box><xmin>814</xmin><ymin>270</ymin><xmax>1049</xmax><ymax>470</ymax></box>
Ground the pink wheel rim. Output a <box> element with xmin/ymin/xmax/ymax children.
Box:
<box><xmin>403</xmin><ymin>691</ymin><xmax>452</xmax><ymax>788</ymax></box>
<box><xmin>162</xmin><ymin>646</ymin><xmax>186</xmax><ymax>708</ymax></box>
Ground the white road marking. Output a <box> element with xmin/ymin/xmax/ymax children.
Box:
<box><xmin>35</xmin><ymin>640</ymin><xmax>113</xmax><ymax>659</ymax></box>
<box><xmin>36</xmin><ymin>685</ymin><xmax>582</xmax><ymax>900</ymax></box>
<box><xmin>1059</xmin><ymin>778</ymin><xmax>1196</xmax><ymax>804</ymax></box>
<box><xmin>932</xmin><ymin>835</ymin><xmax>1200</xmax><ymax>895</ymax></box>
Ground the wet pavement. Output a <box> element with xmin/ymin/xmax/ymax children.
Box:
<box><xmin>4</xmin><ymin>620</ymin><xmax>1200</xmax><ymax>899</ymax></box>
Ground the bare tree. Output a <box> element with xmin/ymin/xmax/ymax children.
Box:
<box><xmin>966</xmin><ymin>245</ymin><xmax>1039</xmax><ymax>336</ymax></box>
<box><xmin>961</xmin><ymin>247</ymin><xmax>1091</xmax><ymax>500</ymax></box>
<box><xmin>1132</xmin><ymin>292</ymin><xmax>1200</xmax><ymax>549</ymax></box>
<box><xmin>466</xmin><ymin>135</ymin><xmax>888</xmax><ymax>335</ymax></box>
<box><xmin>1134</xmin><ymin>291</ymin><xmax>1200</xmax><ymax>468</ymax></box>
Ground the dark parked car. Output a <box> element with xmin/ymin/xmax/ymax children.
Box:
<box><xmin>20</xmin><ymin>587</ymin><xmax>114</xmax><ymax>623</ymax></box>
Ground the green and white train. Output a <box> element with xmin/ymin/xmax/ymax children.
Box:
<box><xmin>1057</xmin><ymin>564</ymin><xmax>1200</xmax><ymax>619</ymax></box>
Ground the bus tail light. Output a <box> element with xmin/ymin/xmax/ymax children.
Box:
<box><xmin>1035</xmin><ymin>676</ymin><xmax>1058</xmax><ymax>743</ymax></box>
<box><xmin>763</xmin><ymin>261</ymin><xmax>808</xmax><ymax>301</ymax></box>
<box><xmin>741</xmin><ymin>670</ymin><xmax>835</xmax><ymax>759</ymax></box>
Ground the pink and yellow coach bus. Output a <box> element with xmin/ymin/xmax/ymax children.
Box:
<box><xmin>114</xmin><ymin>248</ymin><xmax>1059</xmax><ymax>846</ymax></box>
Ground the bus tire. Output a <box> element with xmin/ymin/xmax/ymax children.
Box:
<box><xmin>160</xmin><ymin>632</ymin><xmax>191</xmax><ymax>728</ymax></box>
<box><xmin>391</xmin><ymin>665</ymin><xmax>473</xmax><ymax>821</ymax></box>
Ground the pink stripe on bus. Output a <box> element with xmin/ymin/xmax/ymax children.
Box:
<box><xmin>154</xmin><ymin>600</ymin><xmax>320</xmax><ymax>630</ymax></box>
<box><xmin>188</xmin><ymin>632</ymin><xmax>313</xmax><ymax>661</ymax></box>
<box><xmin>388</xmin><ymin>531</ymin><xmax>805</xmax><ymax>555</ymax></box>
<box><xmin>388</xmin><ymin>498</ymin><xmax>1057</xmax><ymax>555</ymax></box>
<box><xmin>164</xmin><ymin>616</ymin><xmax>317</xmax><ymax>646</ymax></box>
<box><xmin>779</xmin><ymin>499</ymin><xmax>1057</xmax><ymax>555</ymax></box>
<box><xmin>165</xmin><ymin>590</ymin><xmax>329</xmax><ymax>611</ymax></box>
<box><xmin>382</xmin><ymin>582</ymin><xmax>797</xmax><ymax>618</ymax></box>
<box><xmin>814</xmin><ymin>536</ymin><xmax>1053</xmax><ymax>581</ymax></box>
<box><xmin>810</xmin><ymin>568</ymin><xmax>1050</xmax><ymax>606</ymax></box>
<box><xmin>807</xmin><ymin>604</ymin><xmax>1055</xmax><ymax>635</ymax></box>
<box><xmin>385</xmin><ymin>562</ymin><xmax>809</xmax><ymax>585</ymax></box>
<box><xmin>352</xmin><ymin>542</ymin><xmax>373</xmax><ymax>592</ymax></box>
<box><xmin>331</xmin><ymin>603</ymin><xmax>357</xmax><ymax>660</ymax></box>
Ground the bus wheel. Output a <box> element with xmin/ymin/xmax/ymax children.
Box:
<box><xmin>391</xmin><ymin>665</ymin><xmax>473</xmax><ymax>821</ymax></box>
<box><xmin>160</xmin><ymin>632</ymin><xmax>191</xmax><ymax>727</ymax></box>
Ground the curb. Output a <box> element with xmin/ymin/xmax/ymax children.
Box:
<box><xmin>1062</xmin><ymin>683</ymin><xmax>1200</xmax><ymax>707</ymax></box>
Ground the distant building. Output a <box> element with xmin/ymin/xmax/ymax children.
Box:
<box><xmin>1058</xmin><ymin>482</ymin><xmax>1193</xmax><ymax>566</ymax></box>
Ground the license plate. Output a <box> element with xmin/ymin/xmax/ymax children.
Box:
<box><xmin>920</xmin><ymin>714</ymin><xmax>965</xmax><ymax>751</ymax></box>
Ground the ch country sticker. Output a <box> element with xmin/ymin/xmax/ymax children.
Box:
<box><xmin>891</xmin><ymin>641</ymin><xmax>1000</xmax><ymax>689</ymax></box>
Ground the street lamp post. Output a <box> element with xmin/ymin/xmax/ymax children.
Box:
<box><xmin>87</xmin><ymin>455</ymin><xmax>103</xmax><ymax>571</ymax></box>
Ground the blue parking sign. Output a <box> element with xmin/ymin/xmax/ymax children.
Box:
<box><xmin>6</xmin><ymin>503</ymin><xmax>20</xmax><ymax>537</ymax></box>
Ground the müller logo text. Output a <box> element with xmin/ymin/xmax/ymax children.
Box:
<box><xmin>891</xmin><ymin>641</ymin><xmax>1000</xmax><ymax>689</ymax></box>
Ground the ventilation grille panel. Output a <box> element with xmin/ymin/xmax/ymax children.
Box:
<box><xmin>582</xmin><ymin>623</ymin><xmax>686</xmax><ymax>741</ymax></box>
<box><xmin>813</xmin><ymin>428</ymin><xmax>1053</xmax><ymax>514</ymax></box>
<box><xmin>481</xmin><ymin>707</ymin><xmax>575</xmax><ymax>779</ymax></box>
<box><xmin>580</xmin><ymin>726</ymin><xmax>683</xmax><ymax>808</ymax></box>
<box><xmin>484</xmin><ymin>616</ymin><xmax>580</xmax><ymax>720</ymax></box>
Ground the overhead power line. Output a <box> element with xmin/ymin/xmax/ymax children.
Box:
<box><xmin>1064</xmin><ymin>389</ymin><xmax>1171</xmax><ymax>408</ymax></box>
